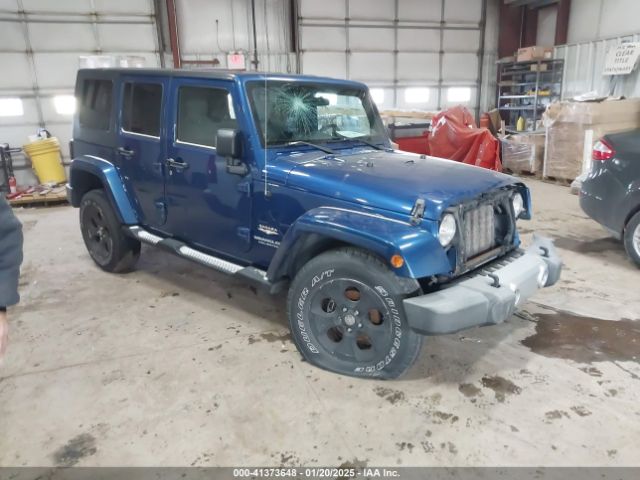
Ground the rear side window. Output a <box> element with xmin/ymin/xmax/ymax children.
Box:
<box><xmin>177</xmin><ymin>86</ymin><xmax>237</xmax><ymax>148</ymax></box>
<box><xmin>79</xmin><ymin>79</ymin><xmax>113</xmax><ymax>130</ymax></box>
<box><xmin>122</xmin><ymin>82</ymin><xmax>162</xmax><ymax>137</ymax></box>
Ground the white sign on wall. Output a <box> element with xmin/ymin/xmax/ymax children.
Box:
<box><xmin>603</xmin><ymin>42</ymin><xmax>640</xmax><ymax>75</ymax></box>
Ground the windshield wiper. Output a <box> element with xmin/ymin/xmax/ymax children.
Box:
<box><xmin>282</xmin><ymin>141</ymin><xmax>335</xmax><ymax>154</ymax></box>
<box><xmin>353</xmin><ymin>138</ymin><xmax>385</xmax><ymax>151</ymax></box>
<box><xmin>332</xmin><ymin>133</ymin><xmax>384</xmax><ymax>151</ymax></box>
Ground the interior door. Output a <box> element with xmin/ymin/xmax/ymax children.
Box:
<box><xmin>164</xmin><ymin>79</ymin><xmax>252</xmax><ymax>259</ymax></box>
<box><xmin>117</xmin><ymin>76</ymin><xmax>169</xmax><ymax>228</ymax></box>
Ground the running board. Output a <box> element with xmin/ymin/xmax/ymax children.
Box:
<box><xmin>127</xmin><ymin>226</ymin><xmax>278</xmax><ymax>290</ymax></box>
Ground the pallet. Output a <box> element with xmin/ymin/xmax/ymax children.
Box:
<box><xmin>504</xmin><ymin>168</ymin><xmax>541</xmax><ymax>179</ymax></box>
<box><xmin>541</xmin><ymin>175</ymin><xmax>573</xmax><ymax>187</ymax></box>
<box><xmin>8</xmin><ymin>189</ymin><xmax>68</xmax><ymax>207</ymax></box>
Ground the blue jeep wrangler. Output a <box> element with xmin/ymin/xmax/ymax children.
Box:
<box><xmin>67</xmin><ymin>68</ymin><xmax>561</xmax><ymax>379</ymax></box>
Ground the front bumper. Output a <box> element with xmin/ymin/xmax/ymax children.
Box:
<box><xmin>403</xmin><ymin>234</ymin><xmax>561</xmax><ymax>335</ymax></box>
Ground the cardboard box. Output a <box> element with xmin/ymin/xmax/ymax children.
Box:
<box><xmin>487</xmin><ymin>108</ymin><xmax>502</xmax><ymax>135</ymax></box>
<box><xmin>530</xmin><ymin>63</ymin><xmax>548</xmax><ymax>72</ymax></box>
<box><xmin>501</xmin><ymin>133</ymin><xmax>545</xmax><ymax>174</ymax></box>
<box><xmin>542</xmin><ymin>99</ymin><xmax>640</xmax><ymax>180</ymax></box>
<box><xmin>517</xmin><ymin>46</ymin><xmax>553</xmax><ymax>62</ymax></box>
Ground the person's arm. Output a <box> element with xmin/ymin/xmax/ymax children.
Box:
<box><xmin>0</xmin><ymin>196</ymin><xmax>23</xmax><ymax>357</ymax></box>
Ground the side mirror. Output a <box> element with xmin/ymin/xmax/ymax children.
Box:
<box><xmin>217</xmin><ymin>128</ymin><xmax>247</xmax><ymax>176</ymax></box>
<box><xmin>217</xmin><ymin>128</ymin><xmax>240</xmax><ymax>158</ymax></box>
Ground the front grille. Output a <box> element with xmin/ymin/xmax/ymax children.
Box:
<box><xmin>463</xmin><ymin>204</ymin><xmax>496</xmax><ymax>259</ymax></box>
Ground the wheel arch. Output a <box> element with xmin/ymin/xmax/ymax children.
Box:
<box><xmin>69</xmin><ymin>155</ymin><xmax>138</xmax><ymax>224</ymax></box>
<box><xmin>624</xmin><ymin>204</ymin><xmax>640</xmax><ymax>230</ymax></box>
<box><xmin>266</xmin><ymin>206</ymin><xmax>451</xmax><ymax>289</ymax></box>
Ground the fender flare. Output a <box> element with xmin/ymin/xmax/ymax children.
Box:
<box><xmin>69</xmin><ymin>155</ymin><xmax>138</xmax><ymax>224</ymax></box>
<box><xmin>267</xmin><ymin>206</ymin><xmax>452</xmax><ymax>284</ymax></box>
<box><xmin>621</xmin><ymin>187</ymin><xmax>640</xmax><ymax>230</ymax></box>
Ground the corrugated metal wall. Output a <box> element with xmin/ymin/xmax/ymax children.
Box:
<box><xmin>297</xmin><ymin>0</ymin><xmax>496</xmax><ymax>117</ymax></box>
<box><xmin>175</xmin><ymin>0</ymin><xmax>295</xmax><ymax>73</ymax></box>
<box><xmin>555</xmin><ymin>0</ymin><xmax>640</xmax><ymax>101</ymax></box>
<box><xmin>0</xmin><ymin>0</ymin><xmax>162</xmax><ymax>185</ymax></box>
<box><xmin>567</xmin><ymin>0</ymin><xmax>640</xmax><ymax>44</ymax></box>
<box><xmin>555</xmin><ymin>34</ymin><xmax>640</xmax><ymax>100</ymax></box>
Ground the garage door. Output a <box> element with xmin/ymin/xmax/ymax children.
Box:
<box><xmin>297</xmin><ymin>0</ymin><xmax>486</xmax><ymax>115</ymax></box>
<box><xmin>0</xmin><ymin>0</ymin><xmax>162</xmax><ymax>185</ymax></box>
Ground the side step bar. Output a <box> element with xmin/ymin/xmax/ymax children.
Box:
<box><xmin>127</xmin><ymin>226</ymin><xmax>283</xmax><ymax>292</ymax></box>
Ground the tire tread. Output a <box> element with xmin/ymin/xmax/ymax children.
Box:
<box><xmin>287</xmin><ymin>246</ymin><xmax>423</xmax><ymax>379</ymax></box>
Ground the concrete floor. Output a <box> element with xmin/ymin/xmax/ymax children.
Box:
<box><xmin>1</xmin><ymin>178</ymin><xmax>639</xmax><ymax>467</ymax></box>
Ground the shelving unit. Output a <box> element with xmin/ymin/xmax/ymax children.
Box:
<box><xmin>497</xmin><ymin>58</ymin><xmax>564</xmax><ymax>132</ymax></box>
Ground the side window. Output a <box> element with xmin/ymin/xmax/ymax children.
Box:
<box><xmin>79</xmin><ymin>79</ymin><xmax>113</xmax><ymax>131</ymax></box>
<box><xmin>177</xmin><ymin>86</ymin><xmax>237</xmax><ymax>148</ymax></box>
<box><xmin>122</xmin><ymin>82</ymin><xmax>162</xmax><ymax>137</ymax></box>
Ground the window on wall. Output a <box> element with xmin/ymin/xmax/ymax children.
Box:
<box><xmin>79</xmin><ymin>79</ymin><xmax>112</xmax><ymax>130</ymax></box>
<box><xmin>404</xmin><ymin>88</ymin><xmax>430</xmax><ymax>103</ymax></box>
<box><xmin>369</xmin><ymin>88</ymin><xmax>385</xmax><ymax>105</ymax></box>
<box><xmin>0</xmin><ymin>98</ymin><xmax>24</xmax><ymax>117</ymax></box>
<box><xmin>177</xmin><ymin>86</ymin><xmax>237</xmax><ymax>148</ymax></box>
<box><xmin>122</xmin><ymin>82</ymin><xmax>162</xmax><ymax>137</ymax></box>
<box><xmin>447</xmin><ymin>87</ymin><xmax>472</xmax><ymax>103</ymax></box>
<box><xmin>53</xmin><ymin>95</ymin><xmax>76</xmax><ymax>115</ymax></box>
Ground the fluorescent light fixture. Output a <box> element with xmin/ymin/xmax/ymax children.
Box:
<box><xmin>0</xmin><ymin>97</ymin><xmax>24</xmax><ymax>117</ymax></box>
<box><xmin>405</xmin><ymin>88</ymin><xmax>430</xmax><ymax>103</ymax></box>
<box><xmin>370</xmin><ymin>88</ymin><xmax>384</xmax><ymax>105</ymax></box>
<box><xmin>53</xmin><ymin>95</ymin><xmax>76</xmax><ymax>115</ymax></box>
<box><xmin>447</xmin><ymin>87</ymin><xmax>472</xmax><ymax>102</ymax></box>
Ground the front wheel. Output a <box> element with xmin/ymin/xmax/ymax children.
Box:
<box><xmin>287</xmin><ymin>247</ymin><xmax>423</xmax><ymax>379</ymax></box>
<box><xmin>623</xmin><ymin>211</ymin><xmax>640</xmax><ymax>268</ymax></box>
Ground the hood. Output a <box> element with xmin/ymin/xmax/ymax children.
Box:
<box><xmin>278</xmin><ymin>149</ymin><xmax>518</xmax><ymax>220</ymax></box>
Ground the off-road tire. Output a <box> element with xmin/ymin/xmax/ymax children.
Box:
<box><xmin>287</xmin><ymin>247</ymin><xmax>423</xmax><ymax>379</ymax></box>
<box><xmin>623</xmin><ymin>211</ymin><xmax>640</xmax><ymax>268</ymax></box>
<box><xmin>79</xmin><ymin>189</ymin><xmax>141</xmax><ymax>273</ymax></box>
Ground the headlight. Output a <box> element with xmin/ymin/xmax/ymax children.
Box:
<box><xmin>438</xmin><ymin>213</ymin><xmax>456</xmax><ymax>247</ymax></box>
<box><xmin>512</xmin><ymin>192</ymin><xmax>524</xmax><ymax>218</ymax></box>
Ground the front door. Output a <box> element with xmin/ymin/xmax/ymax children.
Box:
<box><xmin>164</xmin><ymin>79</ymin><xmax>252</xmax><ymax>259</ymax></box>
<box><xmin>117</xmin><ymin>76</ymin><xmax>169</xmax><ymax>229</ymax></box>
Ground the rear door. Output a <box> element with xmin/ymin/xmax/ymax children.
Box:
<box><xmin>117</xmin><ymin>75</ymin><xmax>169</xmax><ymax>229</ymax></box>
<box><xmin>164</xmin><ymin>78</ymin><xmax>252</xmax><ymax>258</ymax></box>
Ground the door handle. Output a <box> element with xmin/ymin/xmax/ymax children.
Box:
<box><xmin>166</xmin><ymin>157</ymin><xmax>189</xmax><ymax>170</ymax></box>
<box><xmin>117</xmin><ymin>147</ymin><xmax>134</xmax><ymax>158</ymax></box>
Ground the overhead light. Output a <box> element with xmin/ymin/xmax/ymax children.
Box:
<box><xmin>405</xmin><ymin>88</ymin><xmax>430</xmax><ymax>103</ymax></box>
<box><xmin>370</xmin><ymin>88</ymin><xmax>384</xmax><ymax>105</ymax></box>
<box><xmin>0</xmin><ymin>98</ymin><xmax>24</xmax><ymax>117</ymax></box>
<box><xmin>53</xmin><ymin>95</ymin><xmax>76</xmax><ymax>115</ymax></box>
<box><xmin>447</xmin><ymin>87</ymin><xmax>472</xmax><ymax>102</ymax></box>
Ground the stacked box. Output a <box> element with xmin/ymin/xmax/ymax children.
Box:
<box><xmin>516</xmin><ymin>46</ymin><xmax>553</xmax><ymax>62</ymax></box>
<box><xmin>501</xmin><ymin>133</ymin><xmax>545</xmax><ymax>174</ymax></box>
<box><xmin>542</xmin><ymin>99</ymin><xmax>640</xmax><ymax>181</ymax></box>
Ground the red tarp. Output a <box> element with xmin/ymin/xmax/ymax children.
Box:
<box><xmin>428</xmin><ymin>105</ymin><xmax>502</xmax><ymax>171</ymax></box>
<box><xmin>396</xmin><ymin>134</ymin><xmax>430</xmax><ymax>156</ymax></box>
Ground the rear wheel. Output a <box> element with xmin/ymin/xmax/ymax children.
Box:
<box><xmin>623</xmin><ymin>211</ymin><xmax>640</xmax><ymax>268</ymax></box>
<box><xmin>79</xmin><ymin>189</ymin><xmax>140</xmax><ymax>273</ymax></box>
<box><xmin>287</xmin><ymin>247</ymin><xmax>423</xmax><ymax>379</ymax></box>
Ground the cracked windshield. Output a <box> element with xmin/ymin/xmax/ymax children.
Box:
<box><xmin>247</xmin><ymin>81</ymin><xmax>386</xmax><ymax>147</ymax></box>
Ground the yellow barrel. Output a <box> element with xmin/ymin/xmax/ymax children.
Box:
<box><xmin>23</xmin><ymin>137</ymin><xmax>67</xmax><ymax>184</ymax></box>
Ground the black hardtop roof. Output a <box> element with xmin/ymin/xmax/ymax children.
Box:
<box><xmin>76</xmin><ymin>68</ymin><xmax>367</xmax><ymax>88</ymax></box>
<box><xmin>79</xmin><ymin>68</ymin><xmax>239</xmax><ymax>80</ymax></box>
